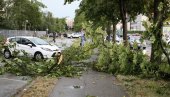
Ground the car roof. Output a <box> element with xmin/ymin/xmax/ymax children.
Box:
<box><xmin>7</xmin><ymin>36</ymin><xmax>38</xmax><ymax>39</ymax></box>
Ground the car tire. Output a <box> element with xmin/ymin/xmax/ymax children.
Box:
<box><xmin>4</xmin><ymin>50</ymin><xmax>11</xmax><ymax>59</ymax></box>
<box><xmin>34</xmin><ymin>52</ymin><xmax>43</xmax><ymax>61</ymax></box>
<box><xmin>168</xmin><ymin>42</ymin><xmax>170</xmax><ymax>45</ymax></box>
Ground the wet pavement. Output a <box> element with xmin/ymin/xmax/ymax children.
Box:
<box><xmin>50</xmin><ymin>70</ymin><xmax>128</xmax><ymax>97</ymax></box>
<box><xmin>0</xmin><ymin>73</ymin><xmax>30</xmax><ymax>97</ymax></box>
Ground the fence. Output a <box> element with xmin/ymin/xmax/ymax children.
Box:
<box><xmin>0</xmin><ymin>30</ymin><xmax>46</xmax><ymax>38</ymax></box>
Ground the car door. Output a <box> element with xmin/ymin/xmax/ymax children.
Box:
<box><xmin>10</xmin><ymin>37</ymin><xmax>24</xmax><ymax>56</ymax></box>
<box><xmin>8</xmin><ymin>37</ymin><xmax>21</xmax><ymax>54</ymax></box>
<box><xmin>19</xmin><ymin>38</ymin><xmax>36</xmax><ymax>57</ymax></box>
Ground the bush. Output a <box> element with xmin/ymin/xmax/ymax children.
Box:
<box><xmin>94</xmin><ymin>47</ymin><xmax>111</xmax><ymax>72</ymax></box>
<box><xmin>0</xmin><ymin>35</ymin><xmax>5</xmax><ymax>42</ymax></box>
<box><xmin>62</xmin><ymin>44</ymin><xmax>92</xmax><ymax>65</ymax></box>
<box><xmin>93</xmin><ymin>43</ymin><xmax>170</xmax><ymax>78</ymax></box>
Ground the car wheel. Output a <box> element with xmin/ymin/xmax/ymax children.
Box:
<box><xmin>34</xmin><ymin>52</ymin><xmax>43</xmax><ymax>61</ymax></box>
<box><xmin>4</xmin><ymin>50</ymin><xmax>11</xmax><ymax>59</ymax></box>
<box><xmin>168</xmin><ymin>42</ymin><xmax>170</xmax><ymax>45</ymax></box>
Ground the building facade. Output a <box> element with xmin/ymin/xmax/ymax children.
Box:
<box><xmin>129</xmin><ymin>14</ymin><xmax>148</xmax><ymax>31</ymax></box>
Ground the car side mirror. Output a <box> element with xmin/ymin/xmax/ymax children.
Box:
<box><xmin>27</xmin><ymin>44</ymin><xmax>33</xmax><ymax>48</ymax></box>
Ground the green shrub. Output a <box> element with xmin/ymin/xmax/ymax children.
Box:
<box><xmin>93</xmin><ymin>43</ymin><xmax>170</xmax><ymax>78</ymax></box>
<box><xmin>108</xmin><ymin>44</ymin><xmax>120</xmax><ymax>74</ymax></box>
<box><xmin>0</xmin><ymin>35</ymin><xmax>5</xmax><ymax>42</ymax></box>
<box><xmin>94</xmin><ymin>47</ymin><xmax>111</xmax><ymax>72</ymax></box>
<box><xmin>62</xmin><ymin>44</ymin><xmax>91</xmax><ymax>65</ymax></box>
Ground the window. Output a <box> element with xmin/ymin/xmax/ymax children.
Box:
<box><xmin>20</xmin><ymin>38</ymin><xmax>33</xmax><ymax>45</ymax></box>
<box><xmin>9</xmin><ymin>38</ymin><xmax>21</xmax><ymax>44</ymax></box>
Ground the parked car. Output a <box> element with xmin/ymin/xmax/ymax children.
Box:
<box><xmin>48</xmin><ymin>33</ymin><xmax>58</xmax><ymax>37</ymax></box>
<box><xmin>3</xmin><ymin>36</ymin><xmax>61</xmax><ymax>60</ymax></box>
<box><xmin>63</xmin><ymin>33</ymin><xmax>67</xmax><ymax>37</ymax></box>
<box><xmin>72</xmin><ymin>33</ymin><xmax>81</xmax><ymax>38</ymax></box>
<box><xmin>166</xmin><ymin>38</ymin><xmax>170</xmax><ymax>44</ymax></box>
<box><xmin>163</xmin><ymin>35</ymin><xmax>170</xmax><ymax>44</ymax></box>
<box><xmin>67</xmin><ymin>33</ymin><xmax>73</xmax><ymax>38</ymax></box>
<box><xmin>104</xmin><ymin>35</ymin><xmax>123</xmax><ymax>44</ymax></box>
<box><xmin>67</xmin><ymin>33</ymin><xmax>81</xmax><ymax>38</ymax></box>
<box><xmin>128</xmin><ymin>35</ymin><xmax>146</xmax><ymax>49</ymax></box>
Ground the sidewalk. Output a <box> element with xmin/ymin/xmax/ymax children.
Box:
<box><xmin>0</xmin><ymin>73</ymin><xmax>30</xmax><ymax>97</ymax></box>
<box><xmin>50</xmin><ymin>70</ymin><xmax>128</xmax><ymax>97</ymax></box>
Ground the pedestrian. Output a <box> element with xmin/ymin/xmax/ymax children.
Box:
<box><xmin>80</xmin><ymin>29</ymin><xmax>86</xmax><ymax>47</ymax></box>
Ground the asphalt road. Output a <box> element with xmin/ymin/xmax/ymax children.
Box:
<box><xmin>47</xmin><ymin>37</ymin><xmax>77</xmax><ymax>50</ymax></box>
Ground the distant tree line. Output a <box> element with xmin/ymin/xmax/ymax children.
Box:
<box><xmin>0</xmin><ymin>0</ymin><xmax>67</xmax><ymax>33</ymax></box>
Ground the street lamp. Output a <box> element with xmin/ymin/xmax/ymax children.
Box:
<box><xmin>46</xmin><ymin>28</ymin><xmax>49</xmax><ymax>37</ymax></box>
<box><xmin>25</xmin><ymin>20</ymin><xmax>28</xmax><ymax>31</ymax></box>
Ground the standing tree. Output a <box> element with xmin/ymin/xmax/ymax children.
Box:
<box><xmin>45</xmin><ymin>12</ymin><xmax>56</xmax><ymax>42</ymax></box>
<box><xmin>143</xmin><ymin>0</ymin><xmax>170</xmax><ymax>64</ymax></box>
<box><xmin>77</xmin><ymin>0</ymin><xmax>120</xmax><ymax>43</ymax></box>
<box><xmin>74</xmin><ymin>10</ymin><xmax>86</xmax><ymax>32</ymax></box>
<box><xmin>117</xmin><ymin>0</ymin><xmax>145</xmax><ymax>45</ymax></box>
<box><xmin>55</xmin><ymin>18</ymin><xmax>66</xmax><ymax>33</ymax></box>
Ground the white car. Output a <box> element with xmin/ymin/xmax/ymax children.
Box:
<box><xmin>3</xmin><ymin>36</ymin><xmax>61</xmax><ymax>60</ymax></box>
<box><xmin>115</xmin><ymin>35</ymin><xmax>123</xmax><ymax>44</ymax></box>
<box><xmin>67</xmin><ymin>33</ymin><xmax>81</xmax><ymax>38</ymax></box>
<box><xmin>104</xmin><ymin>35</ymin><xmax>123</xmax><ymax>44</ymax></box>
<box><xmin>72</xmin><ymin>33</ymin><xmax>81</xmax><ymax>38</ymax></box>
<box><xmin>163</xmin><ymin>37</ymin><xmax>170</xmax><ymax>44</ymax></box>
<box><xmin>67</xmin><ymin>33</ymin><xmax>73</xmax><ymax>38</ymax></box>
<box><xmin>128</xmin><ymin>35</ymin><xmax>146</xmax><ymax>49</ymax></box>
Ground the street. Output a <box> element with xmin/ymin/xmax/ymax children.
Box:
<box><xmin>47</xmin><ymin>37</ymin><xmax>77</xmax><ymax>50</ymax></box>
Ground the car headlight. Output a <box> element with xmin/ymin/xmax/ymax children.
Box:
<box><xmin>41</xmin><ymin>47</ymin><xmax>53</xmax><ymax>52</ymax></box>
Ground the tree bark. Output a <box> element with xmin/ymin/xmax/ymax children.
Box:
<box><xmin>112</xmin><ymin>23</ymin><xmax>116</xmax><ymax>43</ymax></box>
<box><xmin>106</xmin><ymin>22</ymin><xmax>111</xmax><ymax>42</ymax></box>
<box><xmin>159</xmin><ymin>38</ymin><xmax>170</xmax><ymax>65</ymax></box>
<box><xmin>150</xmin><ymin>0</ymin><xmax>162</xmax><ymax>63</ymax></box>
<box><xmin>53</xmin><ymin>32</ymin><xmax>56</xmax><ymax>43</ymax></box>
<box><xmin>119</xmin><ymin>0</ymin><xmax>128</xmax><ymax>46</ymax></box>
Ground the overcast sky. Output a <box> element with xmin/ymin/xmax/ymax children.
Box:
<box><xmin>40</xmin><ymin>0</ymin><xmax>81</xmax><ymax>19</ymax></box>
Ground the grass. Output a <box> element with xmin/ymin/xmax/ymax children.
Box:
<box><xmin>116</xmin><ymin>75</ymin><xmax>170</xmax><ymax>97</ymax></box>
<box><xmin>20</xmin><ymin>77</ymin><xmax>57</xmax><ymax>97</ymax></box>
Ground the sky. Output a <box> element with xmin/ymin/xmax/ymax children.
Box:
<box><xmin>40</xmin><ymin>0</ymin><xmax>81</xmax><ymax>19</ymax></box>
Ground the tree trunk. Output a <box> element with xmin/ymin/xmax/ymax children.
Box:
<box><xmin>53</xmin><ymin>32</ymin><xmax>56</xmax><ymax>43</ymax></box>
<box><xmin>150</xmin><ymin>0</ymin><xmax>170</xmax><ymax>65</ymax></box>
<box><xmin>112</xmin><ymin>24</ymin><xmax>116</xmax><ymax>43</ymax></box>
<box><xmin>119</xmin><ymin>0</ymin><xmax>128</xmax><ymax>46</ymax></box>
<box><xmin>150</xmin><ymin>0</ymin><xmax>162</xmax><ymax>63</ymax></box>
<box><xmin>106</xmin><ymin>22</ymin><xmax>111</xmax><ymax>42</ymax></box>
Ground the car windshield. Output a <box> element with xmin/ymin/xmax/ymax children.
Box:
<box><xmin>29</xmin><ymin>37</ymin><xmax>49</xmax><ymax>45</ymax></box>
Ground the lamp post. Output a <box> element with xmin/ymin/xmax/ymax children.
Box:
<box><xmin>25</xmin><ymin>20</ymin><xmax>28</xmax><ymax>31</ymax></box>
<box><xmin>46</xmin><ymin>28</ymin><xmax>49</xmax><ymax>37</ymax></box>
